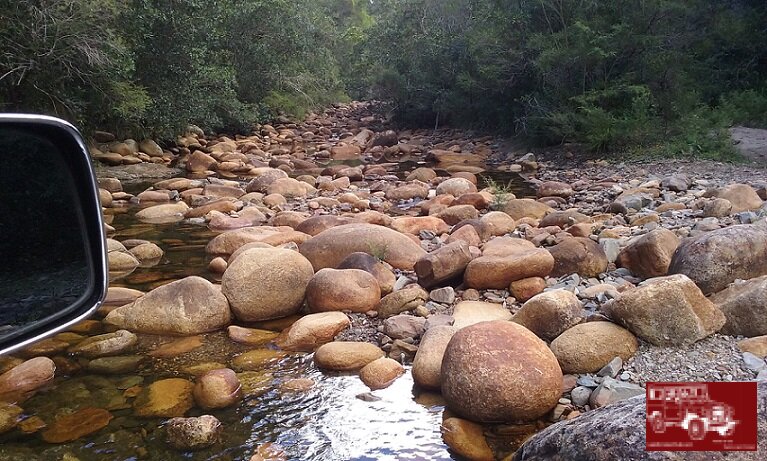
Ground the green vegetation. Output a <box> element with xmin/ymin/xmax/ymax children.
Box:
<box><xmin>1</xmin><ymin>0</ymin><xmax>766</xmax><ymax>157</ymax></box>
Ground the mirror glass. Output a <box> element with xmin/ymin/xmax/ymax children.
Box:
<box><xmin>0</xmin><ymin>126</ymin><xmax>93</xmax><ymax>343</ymax></box>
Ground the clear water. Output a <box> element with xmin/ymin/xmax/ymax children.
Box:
<box><xmin>0</xmin><ymin>167</ymin><xmax>534</xmax><ymax>461</ymax></box>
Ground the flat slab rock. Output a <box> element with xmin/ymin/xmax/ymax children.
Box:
<box><xmin>513</xmin><ymin>382</ymin><xmax>767</xmax><ymax>460</ymax></box>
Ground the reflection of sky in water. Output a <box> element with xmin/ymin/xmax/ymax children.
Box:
<box><xmin>243</xmin><ymin>366</ymin><xmax>452</xmax><ymax>461</ymax></box>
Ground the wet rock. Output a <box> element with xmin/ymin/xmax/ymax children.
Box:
<box><xmin>231</xmin><ymin>349</ymin><xmax>286</xmax><ymax>371</ymax></box>
<box><xmin>337</xmin><ymin>252</ymin><xmax>396</xmax><ymax>295</ymax></box>
<box><xmin>87</xmin><ymin>355</ymin><xmax>146</xmax><ymax>374</ymax></box>
<box><xmin>41</xmin><ymin>407</ymin><xmax>113</xmax><ymax>443</ymax></box>
<box><xmin>166</xmin><ymin>415</ymin><xmax>222</xmax><ymax>451</ymax></box>
<box><xmin>550</xmin><ymin>322</ymin><xmax>638</xmax><ymax>374</ymax></box>
<box><xmin>616</xmin><ymin>228</ymin><xmax>680</xmax><ymax>279</ymax></box>
<box><xmin>0</xmin><ymin>402</ymin><xmax>22</xmax><ymax>434</ymax></box>
<box><xmin>512</xmin><ymin>290</ymin><xmax>584</xmax><ymax>342</ymax></box>
<box><xmin>359</xmin><ymin>357</ymin><xmax>405</xmax><ymax>390</ymax></box>
<box><xmin>133</xmin><ymin>378</ymin><xmax>195</xmax><ymax>417</ymax></box>
<box><xmin>226</xmin><ymin>326</ymin><xmax>279</xmax><ymax>346</ymax></box>
<box><xmin>441</xmin><ymin>320</ymin><xmax>563</xmax><ymax>422</ymax></box>
<box><xmin>299</xmin><ymin>223</ymin><xmax>426</xmax><ymax>271</ymax></box>
<box><xmin>306</xmin><ymin>268</ymin><xmax>381</xmax><ymax>313</ymax></box>
<box><xmin>503</xmin><ymin>199</ymin><xmax>553</xmax><ymax>220</ymax></box>
<box><xmin>412</xmin><ymin>325</ymin><xmax>458</xmax><ymax>390</ymax></box>
<box><xmin>705</xmin><ymin>184</ymin><xmax>763</xmax><ymax>213</ymax></box>
<box><xmin>135</xmin><ymin>201</ymin><xmax>189</xmax><ymax>223</ymax></box>
<box><xmin>668</xmin><ymin>224</ymin><xmax>767</xmax><ymax>294</ymax></box>
<box><xmin>514</xmin><ymin>381</ymin><xmax>767</xmax><ymax>460</ymax></box>
<box><xmin>105</xmin><ymin>276</ymin><xmax>231</xmax><ymax>335</ymax></box>
<box><xmin>222</xmin><ymin>248</ymin><xmax>314</xmax><ymax>322</ymax></box>
<box><xmin>313</xmin><ymin>341</ymin><xmax>385</xmax><ymax>371</ymax></box>
<box><xmin>464</xmin><ymin>249</ymin><xmax>554</xmax><ymax>289</ymax></box>
<box><xmin>383</xmin><ymin>314</ymin><xmax>426</xmax><ymax>339</ymax></box>
<box><xmin>128</xmin><ymin>242</ymin><xmax>164</xmax><ymax>263</ymax></box>
<box><xmin>710</xmin><ymin>275</ymin><xmax>767</xmax><ymax>337</ymax></box>
<box><xmin>441</xmin><ymin>417</ymin><xmax>494</xmax><ymax>461</ymax></box>
<box><xmin>415</xmin><ymin>241</ymin><xmax>474</xmax><ymax>288</ymax></box>
<box><xmin>193</xmin><ymin>368</ymin><xmax>241</xmax><ymax>409</ymax></box>
<box><xmin>108</xmin><ymin>250</ymin><xmax>139</xmax><ymax>273</ymax></box>
<box><xmin>68</xmin><ymin>330</ymin><xmax>137</xmax><ymax>358</ymax></box>
<box><xmin>378</xmin><ymin>286</ymin><xmax>429</xmax><ymax>318</ymax></box>
<box><xmin>275</xmin><ymin>312</ymin><xmax>350</xmax><ymax>352</ymax></box>
<box><xmin>149</xmin><ymin>336</ymin><xmax>204</xmax><ymax>357</ymax></box>
<box><xmin>603</xmin><ymin>274</ymin><xmax>725</xmax><ymax>345</ymax></box>
<box><xmin>452</xmin><ymin>301</ymin><xmax>512</xmax><ymax>329</ymax></box>
<box><xmin>548</xmin><ymin>237</ymin><xmax>608</xmax><ymax>278</ymax></box>
<box><xmin>279</xmin><ymin>378</ymin><xmax>315</xmax><ymax>394</ymax></box>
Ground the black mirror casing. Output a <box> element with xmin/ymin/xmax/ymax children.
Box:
<box><xmin>0</xmin><ymin>115</ymin><xmax>107</xmax><ymax>355</ymax></box>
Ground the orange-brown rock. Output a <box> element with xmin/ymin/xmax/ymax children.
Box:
<box><xmin>275</xmin><ymin>312</ymin><xmax>350</xmax><ymax>352</ymax></box>
<box><xmin>415</xmin><ymin>241</ymin><xmax>474</xmax><ymax>288</ymax></box>
<box><xmin>617</xmin><ymin>228</ymin><xmax>680</xmax><ymax>279</ymax></box>
<box><xmin>510</xmin><ymin>277</ymin><xmax>547</xmax><ymax>302</ymax></box>
<box><xmin>512</xmin><ymin>290</ymin><xmax>584</xmax><ymax>341</ymax></box>
<box><xmin>548</xmin><ymin>237</ymin><xmax>608</xmax><ymax>278</ymax></box>
<box><xmin>313</xmin><ymin>342</ymin><xmax>385</xmax><ymax>371</ymax></box>
<box><xmin>41</xmin><ymin>407</ymin><xmax>113</xmax><ymax>443</ymax></box>
<box><xmin>464</xmin><ymin>249</ymin><xmax>554</xmax><ymax>289</ymax></box>
<box><xmin>359</xmin><ymin>358</ymin><xmax>405</xmax><ymax>390</ymax></box>
<box><xmin>550</xmin><ymin>322</ymin><xmax>638</xmax><ymax>374</ymax></box>
<box><xmin>441</xmin><ymin>321</ymin><xmax>563</xmax><ymax>422</ymax></box>
<box><xmin>306</xmin><ymin>268</ymin><xmax>381</xmax><ymax>313</ymax></box>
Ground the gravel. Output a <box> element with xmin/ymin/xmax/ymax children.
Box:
<box><xmin>623</xmin><ymin>333</ymin><xmax>756</xmax><ymax>383</ymax></box>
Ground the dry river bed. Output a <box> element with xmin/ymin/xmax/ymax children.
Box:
<box><xmin>1</xmin><ymin>102</ymin><xmax>767</xmax><ymax>460</ymax></box>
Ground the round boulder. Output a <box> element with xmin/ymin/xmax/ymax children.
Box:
<box><xmin>222</xmin><ymin>248</ymin><xmax>314</xmax><ymax>322</ymax></box>
<box><xmin>306</xmin><ymin>268</ymin><xmax>381</xmax><ymax>313</ymax></box>
<box><xmin>193</xmin><ymin>368</ymin><xmax>241</xmax><ymax>410</ymax></box>
<box><xmin>436</xmin><ymin>178</ymin><xmax>477</xmax><ymax>197</ymax></box>
<box><xmin>548</xmin><ymin>237</ymin><xmax>608</xmax><ymax>278</ymax></box>
<box><xmin>550</xmin><ymin>322</ymin><xmax>638</xmax><ymax>374</ymax></box>
<box><xmin>511</xmin><ymin>290</ymin><xmax>584</xmax><ymax>341</ymax></box>
<box><xmin>441</xmin><ymin>321</ymin><xmax>563</xmax><ymax>423</ymax></box>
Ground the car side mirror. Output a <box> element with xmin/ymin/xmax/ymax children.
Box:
<box><xmin>0</xmin><ymin>115</ymin><xmax>107</xmax><ymax>355</ymax></box>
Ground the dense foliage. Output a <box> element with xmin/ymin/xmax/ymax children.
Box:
<box><xmin>1</xmin><ymin>0</ymin><xmax>766</xmax><ymax>155</ymax></box>
<box><xmin>0</xmin><ymin>0</ymin><xmax>346</xmax><ymax>138</ymax></box>
<box><xmin>359</xmin><ymin>0</ymin><xmax>767</xmax><ymax>155</ymax></box>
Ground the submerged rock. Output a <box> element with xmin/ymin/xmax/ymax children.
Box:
<box><xmin>0</xmin><ymin>357</ymin><xmax>56</xmax><ymax>403</ymax></box>
<box><xmin>41</xmin><ymin>407</ymin><xmax>113</xmax><ymax>443</ymax></box>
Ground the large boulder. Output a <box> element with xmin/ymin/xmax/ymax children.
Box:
<box><xmin>412</xmin><ymin>325</ymin><xmax>458</xmax><ymax>390</ymax></box>
<box><xmin>105</xmin><ymin>276</ymin><xmax>231</xmax><ymax>335</ymax></box>
<box><xmin>275</xmin><ymin>312</ymin><xmax>350</xmax><ymax>352</ymax></box>
<box><xmin>511</xmin><ymin>290</ymin><xmax>583</xmax><ymax>341</ymax></box>
<box><xmin>513</xmin><ymin>382</ymin><xmax>767</xmax><ymax>461</ymax></box>
<box><xmin>548</xmin><ymin>237</ymin><xmax>608</xmax><ymax>278</ymax></box>
<box><xmin>704</xmin><ymin>184</ymin><xmax>763</xmax><ymax>213</ymax></box>
<box><xmin>668</xmin><ymin>224</ymin><xmax>767</xmax><ymax>294</ymax></box>
<box><xmin>464</xmin><ymin>249</ymin><xmax>554</xmax><ymax>289</ymax></box>
<box><xmin>549</xmin><ymin>322</ymin><xmax>638</xmax><ymax>374</ymax></box>
<box><xmin>602</xmin><ymin>274</ymin><xmax>725</xmax><ymax>346</ymax></box>
<box><xmin>616</xmin><ymin>228</ymin><xmax>680</xmax><ymax>279</ymax></box>
<box><xmin>299</xmin><ymin>223</ymin><xmax>426</xmax><ymax>271</ymax></box>
<box><xmin>710</xmin><ymin>275</ymin><xmax>767</xmax><ymax>337</ymax></box>
<box><xmin>441</xmin><ymin>321</ymin><xmax>563</xmax><ymax>423</ymax></box>
<box><xmin>221</xmin><ymin>248</ymin><xmax>314</xmax><ymax>322</ymax></box>
<box><xmin>305</xmin><ymin>268</ymin><xmax>381</xmax><ymax>313</ymax></box>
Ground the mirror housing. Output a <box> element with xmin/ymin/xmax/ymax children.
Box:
<box><xmin>0</xmin><ymin>114</ymin><xmax>107</xmax><ymax>355</ymax></box>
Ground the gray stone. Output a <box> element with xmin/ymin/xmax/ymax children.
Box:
<box><xmin>429</xmin><ymin>287</ymin><xmax>455</xmax><ymax>304</ymax></box>
<box><xmin>744</xmin><ymin>352</ymin><xmax>767</xmax><ymax>372</ymax></box>
<box><xmin>513</xmin><ymin>382</ymin><xmax>767</xmax><ymax>460</ymax></box>
<box><xmin>570</xmin><ymin>386</ymin><xmax>592</xmax><ymax>407</ymax></box>
<box><xmin>596</xmin><ymin>356</ymin><xmax>623</xmax><ymax>378</ymax></box>
<box><xmin>588</xmin><ymin>377</ymin><xmax>644</xmax><ymax>408</ymax></box>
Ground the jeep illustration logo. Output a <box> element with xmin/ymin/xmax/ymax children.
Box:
<box><xmin>646</xmin><ymin>382</ymin><xmax>757</xmax><ymax>451</ymax></box>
